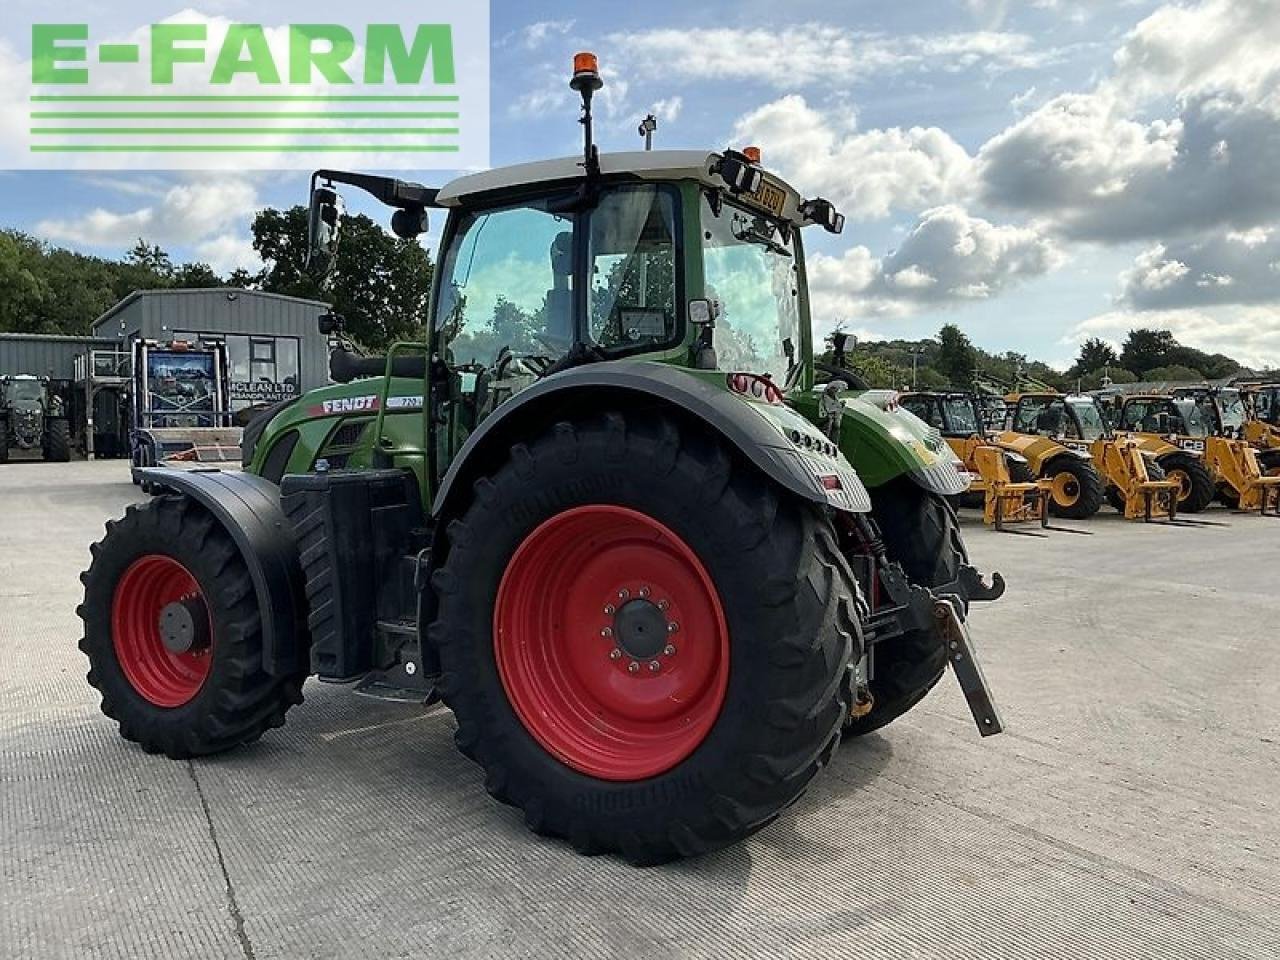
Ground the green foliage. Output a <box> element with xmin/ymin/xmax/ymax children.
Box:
<box><xmin>936</xmin><ymin>324</ymin><xmax>978</xmax><ymax>387</ymax></box>
<box><xmin>1140</xmin><ymin>364</ymin><xmax>1206</xmax><ymax>383</ymax></box>
<box><xmin>1077</xmin><ymin>365</ymin><xmax>1137</xmax><ymax>391</ymax></box>
<box><xmin>1074</xmin><ymin>337</ymin><xmax>1118</xmax><ymax>374</ymax></box>
<box><xmin>250</xmin><ymin>205</ymin><xmax>433</xmax><ymax>350</ymax></box>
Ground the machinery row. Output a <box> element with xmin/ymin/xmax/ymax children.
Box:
<box><xmin>897</xmin><ymin>378</ymin><xmax>1280</xmax><ymax>530</ymax></box>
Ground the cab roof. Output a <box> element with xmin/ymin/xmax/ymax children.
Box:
<box><xmin>436</xmin><ymin>150</ymin><xmax>808</xmax><ymax>221</ymax></box>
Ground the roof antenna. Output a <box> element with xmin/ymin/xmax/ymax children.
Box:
<box><xmin>570</xmin><ymin>52</ymin><xmax>603</xmax><ymax>180</ymax></box>
<box><xmin>638</xmin><ymin>113</ymin><xmax>657</xmax><ymax>151</ymax></box>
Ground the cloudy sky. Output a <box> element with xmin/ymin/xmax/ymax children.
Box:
<box><xmin>4</xmin><ymin>0</ymin><xmax>1280</xmax><ymax>368</ymax></box>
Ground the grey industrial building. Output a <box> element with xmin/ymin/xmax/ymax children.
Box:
<box><xmin>91</xmin><ymin>288</ymin><xmax>332</xmax><ymax>411</ymax></box>
<box><xmin>1</xmin><ymin>288</ymin><xmax>332</xmax><ymax>458</ymax></box>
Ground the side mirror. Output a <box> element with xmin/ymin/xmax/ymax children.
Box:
<box><xmin>801</xmin><ymin>198</ymin><xmax>845</xmax><ymax>234</ymax></box>
<box><xmin>307</xmin><ymin>185</ymin><xmax>345</xmax><ymax>281</ymax></box>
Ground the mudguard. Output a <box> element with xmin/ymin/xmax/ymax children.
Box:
<box><xmin>431</xmin><ymin>361</ymin><xmax>872</xmax><ymax>520</ymax></box>
<box><xmin>134</xmin><ymin>467</ymin><xmax>306</xmax><ymax>676</ymax></box>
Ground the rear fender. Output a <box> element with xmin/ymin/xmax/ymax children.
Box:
<box><xmin>134</xmin><ymin>468</ymin><xmax>306</xmax><ymax>676</ymax></box>
<box><xmin>431</xmin><ymin>362</ymin><xmax>872</xmax><ymax>523</ymax></box>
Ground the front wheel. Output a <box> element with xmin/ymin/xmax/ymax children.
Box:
<box><xmin>1158</xmin><ymin>453</ymin><xmax>1215</xmax><ymax>513</ymax></box>
<box><xmin>431</xmin><ymin>412</ymin><xmax>860</xmax><ymax>864</ymax></box>
<box><xmin>1042</xmin><ymin>456</ymin><xmax>1104</xmax><ymax>519</ymax></box>
<box><xmin>78</xmin><ymin>496</ymin><xmax>306</xmax><ymax>758</ymax></box>
<box><xmin>844</xmin><ymin>477</ymin><xmax>967</xmax><ymax>737</ymax></box>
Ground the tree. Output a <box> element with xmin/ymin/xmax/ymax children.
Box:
<box><xmin>1120</xmin><ymin>328</ymin><xmax>1178</xmax><ymax>374</ymax></box>
<box><xmin>1141</xmin><ymin>364</ymin><xmax>1205</xmax><ymax>383</ymax></box>
<box><xmin>173</xmin><ymin>262</ymin><xmax>224</xmax><ymax>288</ymax></box>
<box><xmin>251</xmin><ymin>205</ymin><xmax>433</xmax><ymax>350</ymax></box>
<box><xmin>1078</xmin><ymin>365</ymin><xmax>1137</xmax><ymax>391</ymax></box>
<box><xmin>1075</xmin><ymin>337</ymin><xmax>1117</xmax><ymax>374</ymax></box>
<box><xmin>0</xmin><ymin>232</ymin><xmax>45</xmax><ymax>331</ymax></box>
<box><xmin>936</xmin><ymin>324</ymin><xmax>978</xmax><ymax>387</ymax></box>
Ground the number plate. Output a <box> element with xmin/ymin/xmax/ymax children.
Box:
<box><xmin>745</xmin><ymin>180</ymin><xmax>787</xmax><ymax>217</ymax></box>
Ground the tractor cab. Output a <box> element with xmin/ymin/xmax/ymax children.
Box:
<box><xmin>1171</xmin><ymin>386</ymin><xmax>1246</xmax><ymax>439</ymax></box>
<box><xmin>898</xmin><ymin>391</ymin><xmax>983</xmax><ymax>439</ymax></box>
<box><xmin>1006</xmin><ymin>392</ymin><xmax>1111</xmax><ymax>447</ymax></box>
<box><xmin>1117</xmin><ymin>394</ymin><xmax>1212</xmax><ymax>445</ymax></box>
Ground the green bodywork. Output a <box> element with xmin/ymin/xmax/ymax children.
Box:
<box><xmin>245</xmin><ymin>174</ymin><xmax>949</xmax><ymax>510</ymax></box>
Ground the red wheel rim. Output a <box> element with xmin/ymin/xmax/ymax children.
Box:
<box><xmin>111</xmin><ymin>555</ymin><xmax>212</xmax><ymax>708</ymax></box>
<box><xmin>494</xmin><ymin>505</ymin><xmax>730</xmax><ymax>781</ymax></box>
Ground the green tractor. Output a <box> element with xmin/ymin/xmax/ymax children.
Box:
<box><xmin>79</xmin><ymin>56</ymin><xmax>1005</xmax><ymax>864</ymax></box>
<box><xmin>0</xmin><ymin>374</ymin><xmax>71</xmax><ymax>463</ymax></box>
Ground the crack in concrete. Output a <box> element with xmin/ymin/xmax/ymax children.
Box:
<box><xmin>187</xmin><ymin>761</ymin><xmax>256</xmax><ymax>960</ymax></box>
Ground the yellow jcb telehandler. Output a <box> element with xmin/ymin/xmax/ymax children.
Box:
<box><xmin>1118</xmin><ymin>391</ymin><xmax>1280</xmax><ymax>515</ymax></box>
<box><xmin>899</xmin><ymin>391</ymin><xmax>1052</xmax><ymax>531</ymax></box>
<box><xmin>1000</xmin><ymin>392</ymin><xmax>1180</xmax><ymax>521</ymax></box>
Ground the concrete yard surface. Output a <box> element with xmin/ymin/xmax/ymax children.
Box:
<box><xmin>2</xmin><ymin>460</ymin><xmax>1278</xmax><ymax>959</ymax></box>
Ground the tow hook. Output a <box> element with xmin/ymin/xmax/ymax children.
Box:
<box><xmin>934</xmin><ymin>597</ymin><xmax>1004</xmax><ymax>736</ymax></box>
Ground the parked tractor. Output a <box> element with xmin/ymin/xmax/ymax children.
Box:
<box><xmin>79</xmin><ymin>55</ymin><xmax>1005</xmax><ymax>865</ymax></box>
<box><xmin>0</xmin><ymin>375</ymin><xmax>71</xmax><ymax>463</ymax></box>
<box><xmin>898</xmin><ymin>390</ymin><xmax>1051</xmax><ymax>530</ymax></box>
<box><xmin>1001</xmin><ymin>392</ymin><xmax>1180</xmax><ymax>521</ymax></box>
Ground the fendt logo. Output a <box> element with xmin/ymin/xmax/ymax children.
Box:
<box><xmin>3</xmin><ymin>3</ymin><xmax>489</xmax><ymax>170</ymax></box>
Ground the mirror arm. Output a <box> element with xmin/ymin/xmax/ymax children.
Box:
<box><xmin>310</xmin><ymin>169</ymin><xmax>440</xmax><ymax>210</ymax></box>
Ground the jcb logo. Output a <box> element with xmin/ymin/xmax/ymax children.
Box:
<box><xmin>1180</xmin><ymin>439</ymin><xmax>1206</xmax><ymax>452</ymax></box>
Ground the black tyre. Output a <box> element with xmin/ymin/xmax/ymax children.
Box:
<box><xmin>1258</xmin><ymin>449</ymin><xmax>1280</xmax><ymax>477</ymax></box>
<box><xmin>1008</xmin><ymin>457</ymin><xmax>1035</xmax><ymax>484</ymax></box>
<box><xmin>430</xmin><ymin>411</ymin><xmax>860</xmax><ymax>865</ymax></box>
<box><xmin>1042</xmin><ymin>455</ymin><xmax>1104</xmax><ymax>519</ymax></box>
<box><xmin>844</xmin><ymin>477</ymin><xmax>966</xmax><ymax>737</ymax></box>
<box><xmin>0</xmin><ymin>419</ymin><xmax>8</xmax><ymax>463</ymax></box>
<box><xmin>1158</xmin><ymin>452</ymin><xmax>1215</xmax><ymax>513</ymax></box>
<box><xmin>78</xmin><ymin>495</ymin><xmax>306</xmax><ymax>758</ymax></box>
<box><xmin>43</xmin><ymin>418</ymin><xmax>71</xmax><ymax>462</ymax></box>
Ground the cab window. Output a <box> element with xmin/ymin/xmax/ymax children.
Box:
<box><xmin>901</xmin><ymin>395</ymin><xmax>942</xmax><ymax>429</ymax></box>
<box><xmin>588</xmin><ymin>186</ymin><xmax>678</xmax><ymax>352</ymax></box>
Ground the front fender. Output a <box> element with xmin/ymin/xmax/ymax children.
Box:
<box><xmin>432</xmin><ymin>362</ymin><xmax>872</xmax><ymax>521</ymax></box>
<box><xmin>134</xmin><ymin>468</ymin><xmax>306</xmax><ymax>676</ymax></box>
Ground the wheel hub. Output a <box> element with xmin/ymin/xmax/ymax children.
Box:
<box><xmin>612</xmin><ymin>598</ymin><xmax>669</xmax><ymax>660</ymax></box>
<box><xmin>158</xmin><ymin>597</ymin><xmax>210</xmax><ymax>655</ymax></box>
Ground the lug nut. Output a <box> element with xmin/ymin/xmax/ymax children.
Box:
<box><xmin>648</xmin><ymin>660</ymin><xmax>661</xmax><ymax>673</ymax></box>
<box><xmin>663</xmin><ymin>644</ymin><xmax>676</xmax><ymax>657</ymax></box>
<box><xmin>618</xmin><ymin>589</ymin><xmax>630</xmax><ymax>601</ymax></box>
<box><xmin>627</xmin><ymin>661</ymin><xmax>640</xmax><ymax>674</ymax></box>
<box><xmin>657</xmin><ymin>599</ymin><xmax>670</xmax><ymax>611</ymax></box>
<box><xmin>639</xmin><ymin>586</ymin><xmax>651</xmax><ymax>598</ymax></box>
<box><xmin>604</xmin><ymin>603</ymin><xmax>616</xmax><ymax>615</ymax></box>
<box><xmin>601</xmin><ymin>627</ymin><xmax>613</xmax><ymax>638</ymax></box>
<box><xmin>609</xmin><ymin>649</ymin><xmax>622</xmax><ymax>661</ymax></box>
<box><xmin>667</xmin><ymin>622</ymin><xmax>679</xmax><ymax>634</ymax></box>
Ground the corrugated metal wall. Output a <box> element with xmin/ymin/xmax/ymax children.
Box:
<box><xmin>0</xmin><ymin>334</ymin><xmax>119</xmax><ymax>381</ymax></box>
<box><xmin>92</xmin><ymin>289</ymin><xmax>332</xmax><ymax>392</ymax></box>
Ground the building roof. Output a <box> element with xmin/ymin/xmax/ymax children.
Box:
<box><xmin>0</xmin><ymin>332</ymin><xmax>120</xmax><ymax>345</ymax></box>
<box><xmin>91</xmin><ymin>287</ymin><xmax>331</xmax><ymax>333</ymax></box>
<box><xmin>436</xmin><ymin>150</ymin><xmax>806</xmax><ymax>218</ymax></box>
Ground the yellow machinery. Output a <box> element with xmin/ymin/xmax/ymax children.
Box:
<box><xmin>1236</xmin><ymin>383</ymin><xmax>1280</xmax><ymax>454</ymax></box>
<box><xmin>899</xmin><ymin>392</ymin><xmax>1051</xmax><ymax>529</ymax></box>
<box><xmin>1119</xmin><ymin>391</ymin><xmax>1280</xmax><ymax>515</ymax></box>
<box><xmin>1001</xmin><ymin>392</ymin><xmax>1179</xmax><ymax>521</ymax></box>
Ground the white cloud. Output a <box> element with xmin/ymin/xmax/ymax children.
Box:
<box><xmin>35</xmin><ymin>175</ymin><xmax>261</xmax><ymax>257</ymax></box>
<box><xmin>604</xmin><ymin>25</ymin><xmax>1045</xmax><ymax>89</ymax></box>
<box><xmin>195</xmin><ymin>234</ymin><xmax>263</xmax><ymax>275</ymax></box>
<box><xmin>1120</xmin><ymin>231</ymin><xmax>1280</xmax><ymax>308</ymax></box>
<box><xmin>517</xmin><ymin>20</ymin><xmax>576</xmax><ymax>50</ymax></box>
<box><xmin>731</xmin><ymin>96</ymin><xmax>973</xmax><ymax>220</ymax></box>
<box><xmin>1068</xmin><ymin>306</ymin><xmax>1280</xmax><ymax>369</ymax></box>
<box><xmin>805</xmin><ymin>206</ymin><xmax>1062</xmax><ymax>325</ymax></box>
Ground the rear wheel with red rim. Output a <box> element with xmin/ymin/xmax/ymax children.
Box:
<box><xmin>432</xmin><ymin>411</ymin><xmax>860</xmax><ymax>864</ymax></box>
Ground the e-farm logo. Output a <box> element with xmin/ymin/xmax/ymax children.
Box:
<box><xmin>4</xmin><ymin>3</ymin><xmax>489</xmax><ymax>170</ymax></box>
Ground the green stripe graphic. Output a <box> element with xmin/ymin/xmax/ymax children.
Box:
<box><xmin>31</xmin><ymin>111</ymin><xmax>459</xmax><ymax>119</ymax></box>
<box><xmin>30</xmin><ymin>95</ymin><xmax>459</xmax><ymax>102</ymax></box>
<box><xmin>32</xmin><ymin>127</ymin><xmax>460</xmax><ymax>136</ymax></box>
<box><xmin>30</xmin><ymin>144</ymin><xmax>461</xmax><ymax>153</ymax></box>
